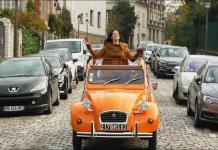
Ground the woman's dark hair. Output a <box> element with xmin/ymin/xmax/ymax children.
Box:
<box><xmin>104</xmin><ymin>30</ymin><xmax>124</xmax><ymax>45</ymax></box>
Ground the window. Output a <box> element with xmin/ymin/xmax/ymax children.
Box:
<box><xmin>106</xmin><ymin>10</ymin><xmax>112</xmax><ymax>24</ymax></box>
<box><xmin>0</xmin><ymin>0</ymin><xmax>3</xmax><ymax>9</ymax></box>
<box><xmin>80</xmin><ymin>13</ymin><xmax>83</xmax><ymax>24</ymax></box>
<box><xmin>97</xmin><ymin>12</ymin><xmax>101</xmax><ymax>28</ymax></box>
<box><xmin>90</xmin><ymin>10</ymin><xmax>93</xmax><ymax>26</ymax></box>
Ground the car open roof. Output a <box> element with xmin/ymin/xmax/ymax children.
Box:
<box><xmin>89</xmin><ymin>58</ymin><xmax>145</xmax><ymax>70</ymax></box>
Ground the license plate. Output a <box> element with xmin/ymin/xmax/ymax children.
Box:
<box><xmin>3</xmin><ymin>106</ymin><xmax>24</xmax><ymax>112</ymax></box>
<box><xmin>101</xmin><ymin>123</ymin><xmax>127</xmax><ymax>131</ymax></box>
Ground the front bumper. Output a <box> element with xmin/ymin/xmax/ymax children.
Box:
<box><xmin>76</xmin><ymin>121</ymin><xmax>154</xmax><ymax>139</ymax></box>
<box><xmin>158</xmin><ymin>64</ymin><xmax>178</xmax><ymax>76</ymax></box>
<box><xmin>199</xmin><ymin>101</ymin><xmax>218</xmax><ymax>123</ymax></box>
<box><xmin>0</xmin><ymin>93</ymin><xmax>49</xmax><ymax>113</ymax></box>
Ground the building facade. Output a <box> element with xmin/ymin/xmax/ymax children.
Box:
<box><xmin>66</xmin><ymin>0</ymin><xmax>106</xmax><ymax>44</ymax></box>
<box><xmin>147</xmin><ymin>0</ymin><xmax>165</xmax><ymax>44</ymax></box>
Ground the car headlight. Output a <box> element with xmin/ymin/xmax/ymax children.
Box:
<box><xmin>58</xmin><ymin>74</ymin><xmax>64</xmax><ymax>83</ymax></box>
<box><xmin>31</xmin><ymin>81</ymin><xmax>47</xmax><ymax>94</ymax></box>
<box><xmin>133</xmin><ymin>100</ymin><xmax>149</xmax><ymax>114</ymax></box>
<box><xmin>81</xmin><ymin>98</ymin><xmax>94</xmax><ymax>111</ymax></box>
<box><xmin>159</xmin><ymin>60</ymin><xmax>167</xmax><ymax>65</ymax></box>
<box><xmin>203</xmin><ymin>95</ymin><xmax>218</xmax><ymax>104</ymax></box>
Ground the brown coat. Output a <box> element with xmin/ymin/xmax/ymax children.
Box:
<box><xmin>89</xmin><ymin>42</ymin><xmax>139</xmax><ymax>65</ymax></box>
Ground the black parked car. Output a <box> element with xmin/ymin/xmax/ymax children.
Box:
<box><xmin>33</xmin><ymin>54</ymin><xmax>72</xmax><ymax>99</ymax></box>
<box><xmin>187</xmin><ymin>59</ymin><xmax>218</xmax><ymax>127</ymax></box>
<box><xmin>153</xmin><ymin>45</ymin><xmax>189</xmax><ymax>78</ymax></box>
<box><xmin>0</xmin><ymin>57</ymin><xmax>59</xmax><ymax>114</ymax></box>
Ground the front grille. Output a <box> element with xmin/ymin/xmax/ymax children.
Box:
<box><xmin>100</xmin><ymin>111</ymin><xmax>127</xmax><ymax>123</ymax></box>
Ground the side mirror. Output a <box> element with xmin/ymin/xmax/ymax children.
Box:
<box><xmin>152</xmin><ymin>81</ymin><xmax>158</xmax><ymax>91</ymax></box>
<box><xmin>73</xmin><ymin>58</ymin><xmax>78</xmax><ymax>63</ymax></box>
<box><xmin>156</xmin><ymin>53</ymin><xmax>160</xmax><ymax>57</ymax></box>
<box><xmin>83</xmin><ymin>49</ymin><xmax>87</xmax><ymax>54</ymax></box>
<box><xmin>63</xmin><ymin>63</ymin><xmax>68</xmax><ymax>68</ymax></box>
<box><xmin>194</xmin><ymin>75</ymin><xmax>201</xmax><ymax>84</ymax></box>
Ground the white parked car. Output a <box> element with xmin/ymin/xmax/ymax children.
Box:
<box><xmin>173</xmin><ymin>55</ymin><xmax>217</xmax><ymax>104</ymax></box>
<box><xmin>39</xmin><ymin>48</ymin><xmax>79</xmax><ymax>85</ymax></box>
<box><xmin>44</xmin><ymin>39</ymin><xmax>88</xmax><ymax>81</ymax></box>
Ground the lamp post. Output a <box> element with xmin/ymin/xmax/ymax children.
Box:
<box><xmin>137</xmin><ymin>22</ymin><xmax>141</xmax><ymax>47</ymax></box>
<box><xmin>56</xmin><ymin>3</ymin><xmax>62</xmax><ymax>39</ymax></box>
<box><xmin>86</xmin><ymin>18</ymin><xmax>89</xmax><ymax>41</ymax></box>
<box><xmin>204</xmin><ymin>0</ymin><xmax>212</xmax><ymax>51</ymax></box>
<box><xmin>77</xmin><ymin>14</ymin><xmax>81</xmax><ymax>38</ymax></box>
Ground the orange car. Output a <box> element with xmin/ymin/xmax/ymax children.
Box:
<box><xmin>71</xmin><ymin>58</ymin><xmax>160</xmax><ymax>150</ymax></box>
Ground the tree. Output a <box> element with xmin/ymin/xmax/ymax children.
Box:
<box><xmin>0</xmin><ymin>9</ymin><xmax>12</xmax><ymax>18</ymax></box>
<box><xmin>60</xmin><ymin>7</ymin><xmax>73</xmax><ymax>38</ymax></box>
<box><xmin>26</xmin><ymin>0</ymin><xmax>35</xmax><ymax>13</ymax></box>
<box><xmin>107</xmin><ymin>0</ymin><xmax>137</xmax><ymax>43</ymax></box>
<box><xmin>48</xmin><ymin>13</ymin><xmax>58</xmax><ymax>33</ymax></box>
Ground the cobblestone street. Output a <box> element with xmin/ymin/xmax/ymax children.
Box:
<box><xmin>0</xmin><ymin>68</ymin><xmax>218</xmax><ymax>150</ymax></box>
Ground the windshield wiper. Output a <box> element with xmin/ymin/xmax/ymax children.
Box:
<box><xmin>104</xmin><ymin>78</ymin><xmax>121</xmax><ymax>85</ymax></box>
<box><xmin>124</xmin><ymin>77</ymin><xmax>143</xmax><ymax>85</ymax></box>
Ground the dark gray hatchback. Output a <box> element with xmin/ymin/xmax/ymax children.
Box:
<box><xmin>0</xmin><ymin>57</ymin><xmax>59</xmax><ymax>114</ymax></box>
<box><xmin>187</xmin><ymin>59</ymin><xmax>218</xmax><ymax>127</ymax></box>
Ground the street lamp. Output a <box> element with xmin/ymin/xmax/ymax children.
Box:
<box><xmin>56</xmin><ymin>2</ymin><xmax>62</xmax><ymax>39</ymax></box>
<box><xmin>77</xmin><ymin>14</ymin><xmax>81</xmax><ymax>38</ymax></box>
<box><xmin>85</xmin><ymin>18</ymin><xmax>89</xmax><ymax>41</ymax></box>
<box><xmin>137</xmin><ymin>22</ymin><xmax>141</xmax><ymax>47</ymax></box>
<box><xmin>204</xmin><ymin>0</ymin><xmax>212</xmax><ymax>51</ymax></box>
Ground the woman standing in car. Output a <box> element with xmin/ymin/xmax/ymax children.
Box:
<box><xmin>84</xmin><ymin>30</ymin><xmax>143</xmax><ymax>65</ymax></box>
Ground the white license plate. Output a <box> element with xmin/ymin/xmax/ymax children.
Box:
<box><xmin>101</xmin><ymin>123</ymin><xmax>127</xmax><ymax>131</ymax></box>
<box><xmin>3</xmin><ymin>106</ymin><xmax>25</xmax><ymax>112</ymax></box>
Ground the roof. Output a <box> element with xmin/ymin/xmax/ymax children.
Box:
<box><xmin>189</xmin><ymin>55</ymin><xmax>218</xmax><ymax>60</ymax></box>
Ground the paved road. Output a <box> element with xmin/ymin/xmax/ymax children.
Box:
<box><xmin>0</xmin><ymin>68</ymin><xmax>217</xmax><ymax>150</ymax></box>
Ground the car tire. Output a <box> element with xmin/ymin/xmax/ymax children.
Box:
<box><xmin>148</xmin><ymin>131</ymin><xmax>157</xmax><ymax>150</ymax></box>
<box><xmin>54</xmin><ymin>89</ymin><xmax>60</xmax><ymax>106</ymax></box>
<box><xmin>44</xmin><ymin>90</ymin><xmax>53</xmax><ymax>114</ymax></box>
<box><xmin>73</xmin><ymin>130</ymin><xmax>82</xmax><ymax>150</ymax></box>
<box><xmin>194</xmin><ymin>102</ymin><xmax>203</xmax><ymax>128</ymax></box>
<box><xmin>68</xmin><ymin>79</ymin><xmax>72</xmax><ymax>94</ymax></box>
<box><xmin>79</xmin><ymin>74</ymin><xmax>84</xmax><ymax>81</ymax></box>
<box><xmin>174</xmin><ymin>87</ymin><xmax>181</xmax><ymax>105</ymax></box>
<box><xmin>187</xmin><ymin>96</ymin><xmax>194</xmax><ymax>116</ymax></box>
<box><xmin>156</xmin><ymin>69</ymin><xmax>161</xmax><ymax>78</ymax></box>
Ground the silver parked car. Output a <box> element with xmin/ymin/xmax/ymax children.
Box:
<box><xmin>187</xmin><ymin>59</ymin><xmax>218</xmax><ymax>128</ymax></box>
<box><xmin>173</xmin><ymin>55</ymin><xmax>217</xmax><ymax>104</ymax></box>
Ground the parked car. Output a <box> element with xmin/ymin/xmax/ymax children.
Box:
<box><xmin>39</xmin><ymin>48</ymin><xmax>79</xmax><ymax>84</ymax></box>
<box><xmin>173</xmin><ymin>55</ymin><xmax>216</xmax><ymax>104</ymax></box>
<box><xmin>71</xmin><ymin>58</ymin><xmax>160</xmax><ymax>150</ymax></box>
<box><xmin>44</xmin><ymin>39</ymin><xmax>88</xmax><ymax>81</ymax></box>
<box><xmin>33</xmin><ymin>54</ymin><xmax>72</xmax><ymax>99</ymax></box>
<box><xmin>153</xmin><ymin>45</ymin><xmax>189</xmax><ymax>78</ymax></box>
<box><xmin>0</xmin><ymin>57</ymin><xmax>59</xmax><ymax>114</ymax></box>
<box><xmin>187</xmin><ymin>59</ymin><xmax>218</xmax><ymax>128</ymax></box>
<box><xmin>143</xmin><ymin>43</ymin><xmax>161</xmax><ymax>63</ymax></box>
<box><xmin>150</xmin><ymin>47</ymin><xmax>161</xmax><ymax>71</ymax></box>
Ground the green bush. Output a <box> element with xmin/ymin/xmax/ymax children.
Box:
<box><xmin>22</xmin><ymin>29</ymin><xmax>40</xmax><ymax>55</ymax></box>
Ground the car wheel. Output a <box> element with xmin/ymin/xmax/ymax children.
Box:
<box><xmin>44</xmin><ymin>90</ymin><xmax>53</xmax><ymax>114</ymax></box>
<box><xmin>187</xmin><ymin>95</ymin><xmax>194</xmax><ymax>116</ymax></box>
<box><xmin>174</xmin><ymin>87</ymin><xmax>181</xmax><ymax>105</ymax></box>
<box><xmin>54</xmin><ymin>89</ymin><xmax>60</xmax><ymax>106</ymax></box>
<box><xmin>148</xmin><ymin>131</ymin><xmax>157</xmax><ymax>150</ymax></box>
<box><xmin>156</xmin><ymin>69</ymin><xmax>161</xmax><ymax>78</ymax></box>
<box><xmin>194</xmin><ymin>102</ymin><xmax>203</xmax><ymax>128</ymax></box>
<box><xmin>79</xmin><ymin>74</ymin><xmax>84</xmax><ymax>81</ymax></box>
<box><xmin>68</xmin><ymin>79</ymin><xmax>72</xmax><ymax>94</ymax></box>
<box><xmin>73</xmin><ymin>130</ymin><xmax>82</xmax><ymax>150</ymax></box>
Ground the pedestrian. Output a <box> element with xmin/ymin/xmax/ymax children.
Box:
<box><xmin>84</xmin><ymin>30</ymin><xmax>143</xmax><ymax>65</ymax></box>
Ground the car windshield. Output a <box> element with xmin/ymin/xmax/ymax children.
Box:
<box><xmin>161</xmin><ymin>48</ymin><xmax>188</xmax><ymax>57</ymax></box>
<box><xmin>45</xmin><ymin>57</ymin><xmax>62</xmax><ymax>68</ymax></box>
<box><xmin>41</xmin><ymin>51</ymin><xmax>71</xmax><ymax>62</ymax></box>
<box><xmin>46</xmin><ymin>41</ymin><xmax>81</xmax><ymax>53</ymax></box>
<box><xmin>88</xmin><ymin>69</ymin><xmax>144</xmax><ymax>84</ymax></box>
<box><xmin>184</xmin><ymin>58</ymin><xmax>207</xmax><ymax>72</ymax></box>
<box><xmin>0</xmin><ymin>59</ymin><xmax>45</xmax><ymax>77</ymax></box>
<box><xmin>205</xmin><ymin>66</ymin><xmax>218</xmax><ymax>83</ymax></box>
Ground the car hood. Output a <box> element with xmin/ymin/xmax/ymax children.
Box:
<box><xmin>88</xmin><ymin>91</ymin><xmax>143</xmax><ymax>113</ymax></box>
<box><xmin>54</xmin><ymin>68</ymin><xmax>62</xmax><ymax>74</ymax></box>
<box><xmin>181</xmin><ymin>72</ymin><xmax>197</xmax><ymax>84</ymax></box>
<box><xmin>0</xmin><ymin>76</ymin><xmax>47</xmax><ymax>95</ymax></box>
<box><xmin>202</xmin><ymin>83</ymin><xmax>218</xmax><ymax>98</ymax></box>
<box><xmin>161</xmin><ymin>57</ymin><xmax>184</xmax><ymax>63</ymax></box>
